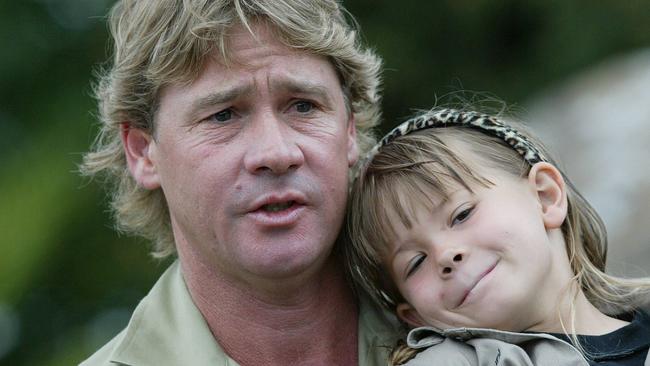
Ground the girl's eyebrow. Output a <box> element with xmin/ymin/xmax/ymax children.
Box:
<box><xmin>388</xmin><ymin>188</ymin><xmax>472</xmax><ymax>256</ymax></box>
<box><xmin>389</xmin><ymin>241</ymin><xmax>405</xmax><ymax>257</ymax></box>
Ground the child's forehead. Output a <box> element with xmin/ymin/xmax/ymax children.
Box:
<box><xmin>380</xmin><ymin>179</ymin><xmax>465</xmax><ymax>236</ymax></box>
<box><xmin>380</xmin><ymin>150</ymin><xmax>488</xmax><ymax>204</ymax></box>
<box><xmin>393</xmin><ymin>179</ymin><xmax>456</xmax><ymax>206</ymax></box>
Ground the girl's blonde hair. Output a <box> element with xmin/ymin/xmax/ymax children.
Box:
<box><xmin>344</xmin><ymin>108</ymin><xmax>650</xmax><ymax>364</ymax></box>
<box><xmin>81</xmin><ymin>0</ymin><xmax>382</xmax><ymax>257</ymax></box>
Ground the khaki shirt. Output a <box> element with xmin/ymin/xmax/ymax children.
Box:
<box><xmin>80</xmin><ymin>261</ymin><xmax>400</xmax><ymax>366</ymax></box>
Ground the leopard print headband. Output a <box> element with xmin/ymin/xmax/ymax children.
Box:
<box><xmin>357</xmin><ymin>108</ymin><xmax>548</xmax><ymax>180</ymax></box>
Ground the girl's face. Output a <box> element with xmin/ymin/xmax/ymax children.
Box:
<box><xmin>387</xmin><ymin>164</ymin><xmax>571</xmax><ymax>332</ymax></box>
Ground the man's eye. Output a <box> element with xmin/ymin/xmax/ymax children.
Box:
<box><xmin>207</xmin><ymin>108</ymin><xmax>233</xmax><ymax>123</ymax></box>
<box><xmin>294</xmin><ymin>101</ymin><xmax>314</xmax><ymax>113</ymax></box>
<box><xmin>452</xmin><ymin>207</ymin><xmax>473</xmax><ymax>226</ymax></box>
<box><xmin>406</xmin><ymin>254</ymin><xmax>426</xmax><ymax>278</ymax></box>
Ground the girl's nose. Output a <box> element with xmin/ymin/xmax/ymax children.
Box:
<box><xmin>437</xmin><ymin>249</ymin><xmax>465</xmax><ymax>278</ymax></box>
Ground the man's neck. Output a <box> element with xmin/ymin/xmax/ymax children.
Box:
<box><xmin>180</xmin><ymin>253</ymin><xmax>359</xmax><ymax>366</ymax></box>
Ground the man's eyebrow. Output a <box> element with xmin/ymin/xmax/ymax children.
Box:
<box><xmin>186</xmin><ymin>84</ymin><xmax>253</xmax><ymax>120</ymax></box>
<box><xmin>272</xmin><ymin>79</ymin><xmax>334</xmax><ymax>105</ymax></box>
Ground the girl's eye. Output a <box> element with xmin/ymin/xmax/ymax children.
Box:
<box><xmin>452</xmin><ymin>207</ymin><xmax>473</xmax><ymax>226</ymax></box>
<box><xmin>294</xmin><ymin>100</ymin><xmax>314</xmax><ymax>113</ymax></box>
<box><xmin>406</xmin><ymin>254</ymin><xmax>426</xmax><ymax>278</ymax></box>
<box><xmin>207</xmin><ymin>108</ymin><xmax>233</xmax><ymax>123</ymax></box>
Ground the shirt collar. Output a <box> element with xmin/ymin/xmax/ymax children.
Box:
<box><xmin>110</xmin><ymin>261</ymin><xmax>236</xmax><ymax>365</ymax></box>
<box><xmin>108</xmin><ymin>261</ymin><xmax>400</xmax><ymax>366</ymax></box>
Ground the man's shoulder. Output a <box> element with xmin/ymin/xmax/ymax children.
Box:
<box><xmin>79</xmin><ymin>329</ymin><xmax>126</xmax><ymax>366</ymax></box>
<box><xmin>77</xmin><ymin>261</ymin><xmax>230</xmax><ymax>366</ymax></box>
<box><xmin>79</xmin><ymin>264</ymin><xmax>403</xmax><ymax>366</ymax></box>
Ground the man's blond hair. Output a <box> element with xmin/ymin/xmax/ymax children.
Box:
<box><xmin>81</xmin><ymin>0</ymin><xmax>382</xmax><ymax>257</ymax></box>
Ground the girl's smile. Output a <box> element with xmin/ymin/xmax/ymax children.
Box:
<box><xmin>457</xmin><ymin>259</ymin><xmax>498</xmax><ymax>309</ymax></box>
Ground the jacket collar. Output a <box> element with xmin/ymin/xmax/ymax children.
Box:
<box><xmin>407</xmin><ymin>325</ymin><xmax>579</xmax><ymax>350</ymax></box>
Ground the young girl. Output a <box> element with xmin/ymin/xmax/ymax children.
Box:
<box><xmin>345</xmin><ymin>108</ymin><xmax>650</xmax><ymax>365</ymax></box>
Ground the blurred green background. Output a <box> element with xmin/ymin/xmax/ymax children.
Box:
<box><xmin>1</xmin><ymin>1</ymin><xmax>649</xmax><ymax>365</ymax></box>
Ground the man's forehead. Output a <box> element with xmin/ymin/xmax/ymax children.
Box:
<box><xmin>176</xmin><ymin>52</ymin><xmax>338</xmax><ymax>100</ymax></box>
<box><xmin>185</xmin><ymin>25</ymin><xmax>334</xmax><ymax>88</ymax></box>
<box><xmin>159</xmin><ymin>40</ymin><xmax>332</xmax><ymax>93</ymax></box>
<box><xmin>154</xmin><ymin>39</ymin><xmax>343</xmax><ymax>128</ymax></box>
<box><xmin>156</xmin><ymin>22</ymin><xmax>296</xmax><ymax>87</ymax></box>
<box><xmin>213</xmin><ymin>21</ymin><xmax>301</xmax><ymax>67</ymax></box>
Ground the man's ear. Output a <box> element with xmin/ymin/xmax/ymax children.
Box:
<box><xmin>528</xmin><ymin>162</ymin><xmax>567</xmax><ymax>229</ymax></box>
<box><xmin>396</xmin><ymin>302</ymin><xmax>426</xmax><ymax>328</ymax></box>
<box><xmin>346</xmin><ymin>115</ymin><xmax>359</xmax><ymax>167</ymax></box>
<box><xmin>121</xmin><ymin>123</ymin><xmax>161</xmax><ymax>190</ymax></box>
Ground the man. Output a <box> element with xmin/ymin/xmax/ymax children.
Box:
<box><xmin>81</xmin><ymin>0</ymin><xmax>399</xmax><ymax>365</ymax></box>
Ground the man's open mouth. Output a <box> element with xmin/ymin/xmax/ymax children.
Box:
<box><xmin>261</xmin><ymin>201</ymin><xmax>295</xmax><ymax>212</ymax></box>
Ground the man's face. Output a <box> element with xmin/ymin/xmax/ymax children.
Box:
<box><xmin>141</xmin><ymin>24</ymin><xmax>358</xmax><ymax>284</ymax></box>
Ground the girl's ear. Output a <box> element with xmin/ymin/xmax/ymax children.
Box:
<box><xmin>396</xmin><ymin>302</ymin><xmax>426</xmax><ymax>328</ymax></box>
<box><xmin>528</xmin><ymin>162</ymin><xmax>568</xmax><ymax>229</ymax></box>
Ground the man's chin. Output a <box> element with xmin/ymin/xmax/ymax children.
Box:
<box><xmin>243</xmin><ymin>247</ymin><xmax>334</xmax><ymax>280</ymax></box>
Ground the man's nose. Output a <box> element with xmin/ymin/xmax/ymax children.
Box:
<box><xmin>436</xmin><ymin>246</ymin><xmax>466</xmax><ymax>279</ymax></box>
<box><xmin>243</xmin><ymin>112</ymin><xmax>305</xmax><ymax>175</ymax></box>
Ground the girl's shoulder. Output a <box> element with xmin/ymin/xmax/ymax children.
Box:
<box><xmin>400</xmin><ymin>335</ymin><xmax>475</xmax><ymax>366</ymax></box>
<box><xmin>402</xmin><ymin>326</ymin><xmax>589</xmax><ymax>366</ymax></box>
